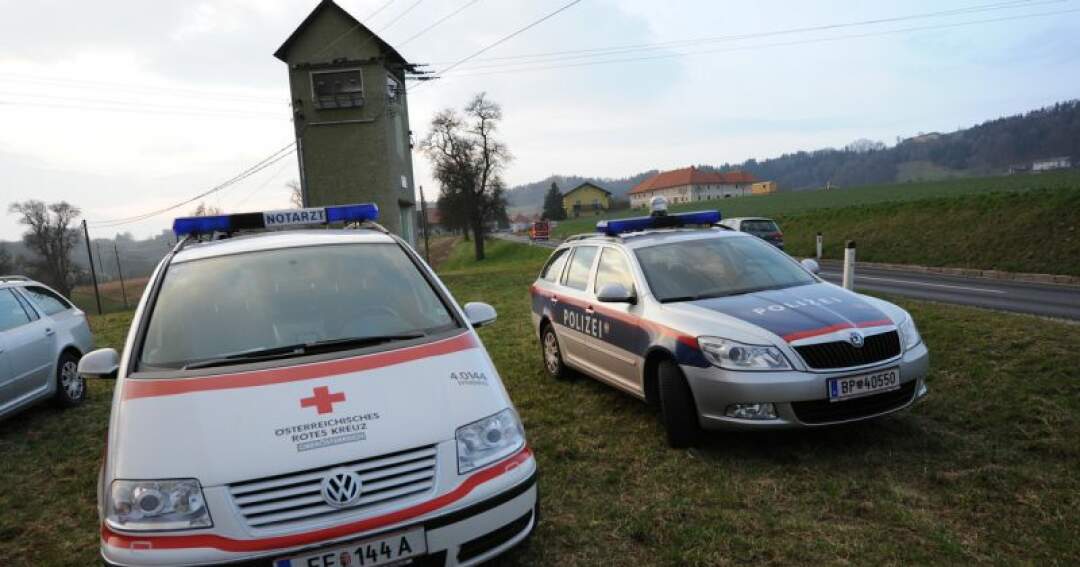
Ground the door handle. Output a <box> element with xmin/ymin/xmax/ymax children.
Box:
<box><xmin>585</xmin><ymin>305</ymin><xmax>595</xmax><ymax>314</ymax></box>
<box><xmin>550</xmin><ymin>295</ymin><xmax>559</xmax><ymax>304</ymax></box>
<box><xmin>45</xmin><ymin>328</ymin><xmax>55</xmax><ymax>336</ymax></box>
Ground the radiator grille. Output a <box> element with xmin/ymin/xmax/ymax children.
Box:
<box><xmin>794</xmin><ymin>330</ymin><xmax>901</xmax><ymax>370</ymax></box>
<box><xmin>228</xmin><ymin>445</ymin><xmax>437</xmax><ymax>529</ymax></box>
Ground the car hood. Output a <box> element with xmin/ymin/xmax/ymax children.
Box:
<box><xmin>661</xmin><ymin>282</ymin><xmax>896</xmax><ymax>344</ymax></box>
<box><xmin>108</xmin><ymin>332</ymin><xmax>510</xmax><ymax>487</ymax></box>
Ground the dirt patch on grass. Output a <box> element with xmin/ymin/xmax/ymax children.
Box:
<box><xmin>424</xmin><ymin>236</ymin><xmax>461</xmax><ymax>270</ymax></box>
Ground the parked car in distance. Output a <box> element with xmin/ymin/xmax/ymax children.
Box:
<box><xmin>0</xmin><ymin>276</ymin><xmax>93</xmax><ymax>420</ymax></box>
<box><xmin>719</xmin><ymin>217</ymin><xmax>785</xmax><ymax>249</ymax></box>
<box><xmin>529</xmin><ymin>220</ymin><xmax>550</xmax><ymax>241</ymax></box>
<box><xmin>87</xmin><ymin>204</ymin><xmax>537</xmax><ymax>567</ymax></box>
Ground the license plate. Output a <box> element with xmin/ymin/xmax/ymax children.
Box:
<box><xmin>827</xmin><ymin>367</ymin><xmax>900</xmax><ymax>402</ymax></box>
<box><xmin>274</xmin><ymin>528</ymin><xmax>425</xmax><ymax>567</ymax></box>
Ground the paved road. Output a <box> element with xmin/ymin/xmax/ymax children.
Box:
<box><xmin>491</xmin><ymin>233</ymin><xmax>1080</xmax><ymax>321</ymax></box>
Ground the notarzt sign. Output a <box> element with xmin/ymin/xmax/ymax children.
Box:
<box><xmin>264</xmin><ymin>207</ymin><xmax>328</xmax><ymax>228</ymax></box>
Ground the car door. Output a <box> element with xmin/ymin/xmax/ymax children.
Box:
<box><xmin>585</xmin><ymin>247</ymin><xmax>644</xmax><ymax>394</ymax></box>
<box><xmin>552</xmin><ymin>245</ymin><xmax>600</xmax><ymax>369</ymax></box>
<box><xmin>21</xmin><ymin>285</ymin><xmax>80</xmax><ymax>338</ymax></box>
<box><xmin>0</xmin><ymin>288</ymin><xmax>52</xmax><ymax>409</ymax></box>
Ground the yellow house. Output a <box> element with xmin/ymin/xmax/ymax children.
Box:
<box><xmin>751</xmin><ymin>181</ymin><xmax>778</xmax><ymax>195</ymax></box>
<box><xmin>563</xmin><ymin>182</ymin><xmax>614</xmax><ymax>218</ymax></box>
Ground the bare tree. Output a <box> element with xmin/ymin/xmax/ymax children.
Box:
<box><xmin>0</xmin><ymin>244</ymin><xmax>17</xmax><ymax>275</ymax></box>
<box><xmin>421</xmin><ymin>93</ymin><xmax>511</xmax><ymax>261</ymax></box>
<box><xmin>190</xmin><ymin>202</ymin><xmax>224</xmax><ymax>217</ymax></box>
<box><xmin>287</xmin><ymin>180</ymin><xmax>304</xmax><ymax>208</ymax></box>
<box><xmin>7</xmin><ymin>200</ymin><xmax>82</xmax><ymax>296</ymax></box>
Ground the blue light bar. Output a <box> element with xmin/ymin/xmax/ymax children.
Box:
<box><xmin>325</xmin><ymin>203</ymin><xmax>379</xmax><ymax>224</ymax></box>
<box><xmin>597</xmin><ymin>210</ymin><xmax>722</xmax><ymax>236</ymax></box>
<box><xmin>173</xmin><ymin>203</ymin><xmax>380</xmax><ymax>237</ymax></box>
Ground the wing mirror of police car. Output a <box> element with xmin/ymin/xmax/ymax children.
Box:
<box><xmin>801</xmin><ymin>258</ymin><xmax>821</xmax><ymax>275</ymax></box>
<box><xmin>78</xmin><ymin>348</ymin><xmax>120</xmax><ymax>379</ymax></box>
<box><xmin>463</xmin><ymin>302</ymin><xmax>498</xmax><ymax>328</ymax></box>
<box><xmin>597</xmin><ymin>283</ymin><xmax>636</xmax><ymax>304</ymax></box>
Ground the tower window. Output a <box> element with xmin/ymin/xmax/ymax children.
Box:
<box><xmin>311</xmin><ymin>68</ymin><xmax>364</xmax><ymax>109</ymax></box>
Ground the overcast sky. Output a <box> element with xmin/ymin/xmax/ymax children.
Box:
<box><xmin>1</xmin><ymin>0</ymin><xmax>1078</xmax><ymax>241</ymax></box>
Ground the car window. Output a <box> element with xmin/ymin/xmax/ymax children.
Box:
<box><xmin>12</xmin><ymin>291</ymin><xmax>40</xmax><ymax>321</ymax></box>
<box><xmin>635</xmin><ymin>235</ymin><xmax>814</xmax><ymax>302</ymax></box>
<box><xmin>562</xmin><ymin>246</ymin><xmax>598</xmax><ymax>291</ymax></box>
<box><xmin>540</xmin><ymin>249</ymin><xmax>570</xmax><ymax>282</ymax></box>
<box><xmin>741</xmin><ymin>220</ymin><xmax>779</xmax><ymax>233</ymax></box>
<box><xmin>0</xmin><ymin>289</ymin><xmax>32</xmax><ymax>332</ymax></box>
<box><xmin>594</xmin><ymin>248</ymin><xmax>635</xmax><ymax>293</ymax></box>
<box><xmin>138</xmin><ymin>243</ymin><xmax>459</xmax><ymax>371</ymax></box>
<box><xmin>22</xmin><ymin>286</ymin><xmax>72</xmax><ymax>316</ymax></box>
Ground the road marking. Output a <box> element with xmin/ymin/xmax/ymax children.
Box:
<box><xmin>820</xmin><ymin>272</ymin><xmax>1006</xmax><ymax>294</ymax></box>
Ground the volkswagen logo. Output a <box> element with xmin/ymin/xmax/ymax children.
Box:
<box><xmin>321</xmin><ymin>469</ymin><xmax>363</xmax><ymax>508</ymax></box>
<box><xmin>848</xmin><ymin>331</ymin><xmax>865</xmax><ymax>348</ymax></box>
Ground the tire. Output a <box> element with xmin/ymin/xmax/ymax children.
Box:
<box><xmin>54</xmin><ymin>351</ymin><xmax>86</xmax><ymax>408</ymax></box>
<box><xmin>658</xmin><ymin>359</ymin><xmax>700</xmax><ymax>448</ymax></box>
<box><xmin>540</xmin><ymin>324</ymin><xmax>573</xmax><ymax>380</ymax></box>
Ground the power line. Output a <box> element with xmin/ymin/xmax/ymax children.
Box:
<box><xmin>231</xmin><ymin>158</ymin><xmax>295</xmax><ymax>209</ymax></box>
<box><xmin>0</xmin><ymin>72</ymin><xmax>286</xmax><ymax>104</ymax></box>
<box><xmin>426</xmin><ymin>0</ymin><xmax>1058</xmax><ymax>69</ymax></box>
<box><xmin>0</xmin><ymin>92</ymin><xmax>285</xmax><ymax>119</ymax></box>
<box><xmin>363</xmin><ymin>0</ymin><xmax>396</xmax><ymax>20</ymax></box>
<box><xmin>398</xmin><ymin>0</ymin><xmax>481</xmax><ymax>47</ymax></box>
<box><xmin>443</xmin><ymin>6</ymin><xmax>1080</xmax><ymax>78</ymax></box>
<box><xmin>376</xmin><ymin>0</ymin><xmax>425</xmax><ymax>33</ymax></box>
<box><xmin>415</xmin><ymin>0</ymin><xmax>584</xmax><ymax>90</ymax></box>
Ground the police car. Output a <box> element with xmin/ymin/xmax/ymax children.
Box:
<box><xmin>78</xmin><ymin>204</ymin><xmax>537</xmax><ymax>566</ymax></box>
<box><xmin>530</xmin><ymin>199</ymin><xmax>929</xmax><ymax>447</ymax></box>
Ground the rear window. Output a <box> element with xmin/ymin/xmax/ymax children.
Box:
<box><xmin>138</xmin><ymin>243</ymin><xmax>458</xmax><ymax>370</ymax></box>
<box><xmin>740</xmin><ymin>220</ymin><xmax>779</xmax><ymax>233</ymax></box>
<box><xmin>22</xmin><ymin>286</ymin><xmax>72</xmax><ymax>316</ymax></box>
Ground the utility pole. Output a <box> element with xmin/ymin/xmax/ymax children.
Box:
<box><xmin>81</xmin><ymin>220</ymin><xmax>102</xmax><ymax>315</ymax></box>
<box><xmin>419</xmin><ymin>185</ymin><xmax>431</xmax><ymax>262</ymax></box>
<box><xmin>113</xmin><ymin>243</ymin><xmax>128</xmax><ymax>310</ymax></box>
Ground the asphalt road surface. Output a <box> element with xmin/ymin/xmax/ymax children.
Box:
<box><xmin>491</xmin><ymin>233</ymin><xmax>1080</xmax><ymax>320</ymax></box>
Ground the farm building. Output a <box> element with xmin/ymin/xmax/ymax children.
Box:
<box><xmin>628</xmin><ymin>167</ymin><xmax>759</xmax><ymax>208</ymax></box>
<box><xmin>1032</xmin><ymin>156</ymin><xmax>1072</xmax><ymax>171</ymax></box>
<box><xmin>563</xmin><ymin>182</ymin><xmax>614</xmax><ymax>217</ymax></box>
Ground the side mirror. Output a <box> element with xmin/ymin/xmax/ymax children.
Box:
<box><xmin>801</xmin><ymin>258</ymin><xmax>821</xmax><ymax>275</ymax></box>
<box><xmin>463</xmin><ymin>302</ymin><xmax>498</xmax><ymax>328</ymax></box>
<box><xmin>78</xmin><ymin>348</ymin><xmax>120</xmax><ymax>379</ymax></box>
<box><xmin>597</xmin><ymin>283</ymin><xmax>636</xmax><ymax>303</ymax></box>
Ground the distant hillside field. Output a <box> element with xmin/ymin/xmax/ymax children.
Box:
<box><xmin>551</xmin><ymin>170</ymin><xmax>1080</xmax><ymax>276</ymax></box>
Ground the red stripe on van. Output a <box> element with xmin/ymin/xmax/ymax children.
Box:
<box><xmin>782</xmin><ymin>319</ymin><xmax>892</xmax><ymax>342</ymax></box>
<box><xmin>122</xmin><ymin>332</ymin><xmax>478</xmax><ymax>400</ymax></box>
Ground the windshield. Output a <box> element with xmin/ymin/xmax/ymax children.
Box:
<box><xmin>138</xmin><ymin>243</ymin><xmax>458</xmax><ymax>371</ymax></box>
<box><xmin>634</xmin><ymin>235</ymin><xmax>815</xmax><ymax>302</ymax></box>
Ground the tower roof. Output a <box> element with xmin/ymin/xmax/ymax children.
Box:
<box><xmin>274</xmin><ymin>0</ymin><xmax>408</xmax><ymax>64</ymax></box>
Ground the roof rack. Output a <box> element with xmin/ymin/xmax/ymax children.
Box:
<box><xmin>0</xmin><ymin>275</ymin><xmax>30</xmax><ymax>283</ymax></box>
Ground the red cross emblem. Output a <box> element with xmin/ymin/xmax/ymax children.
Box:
<box><xmin>300</xmin><ymin>386</ymin><xmax>346</xmax><ymax>414</ymax></box>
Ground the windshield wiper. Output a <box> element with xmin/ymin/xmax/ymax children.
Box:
<box><xmin>182</xmin><ymin>333</ymin><xmax>426</xmax><ymax>370</ymax></box>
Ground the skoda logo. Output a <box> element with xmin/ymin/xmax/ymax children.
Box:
<box><xmin>321</xmin><ymin>469</ymin><xmax>363</xmax><ymax>508</ymax></box>
<box><xmin>848</xmin><ymin>331</ymin><xmax>865</xmax><ymax>348</ymax></box>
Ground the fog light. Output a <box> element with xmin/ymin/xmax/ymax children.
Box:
<box><xmin>725</xmin><ymin>402</ymin><xmax>778</xmax><ymax>420</ymax></box>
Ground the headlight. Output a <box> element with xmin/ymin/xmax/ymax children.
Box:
<box><xmin>106</xmin><ymin>479</ymin><xmax>212</xmax><ymax>531</ymax></box>
<box><xmin>697</xmin><ymin>337</ymin><xmax>791</xmax><ymax>371</ymax></box>
<box><xmin>898</xmin><ymin>315</ymin><xmax>922</xmax><ymax>351</ymax></box>
<box><xmin>456</xmin><ymin>408</ymin><xmax>525</xmax><ymax>475</ymax></box>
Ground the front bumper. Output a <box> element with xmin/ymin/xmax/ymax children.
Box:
<box><xmin>101</xmin><ymin>448</ymin><xmax>537</xmax><ymax>567</ymax></box>
<box><xmin>684</xmin><ymin>341</ymin><xmax>929</xmax><ymax>430</ymax></box>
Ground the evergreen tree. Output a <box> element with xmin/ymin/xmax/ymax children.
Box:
<box><xmin>542</xmin><ymin>181</ymin><xmax>565</xmax><ymax>220</ymax></box>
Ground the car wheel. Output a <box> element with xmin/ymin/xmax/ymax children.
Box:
<box><xmin>54</xmin><ymin>351</ymin><xmax>86</xmax><ymax>408</ymax></box>
<box><xmin>541</xmin><ymin>324</ymin><xmax>573</xmax><ymax>380</ymax></box>
<box><xmin>658</xmin><ymin>359</ymin><xmax>700</xmax><ymax>448</ymax></box>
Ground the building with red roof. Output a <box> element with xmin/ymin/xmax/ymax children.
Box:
<box><xmin>627</xmin><ymin>166</ymin><xmax>760</xmax><ymax>208</ymax></box>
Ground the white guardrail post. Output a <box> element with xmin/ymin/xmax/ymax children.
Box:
<box><xmin>842</xmin><ymin>240</ymin><xmax>855</xmax><ymax>290</ymax></box>
<box><xmin>816</xmin><ymin>232</ymin><xmax>823</xmax><ymax>260</ymax></box>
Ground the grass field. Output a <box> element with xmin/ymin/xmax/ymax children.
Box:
<box><xmin>549</xmin><ymin>170</ymin><xmax>1080</xmax><ymax>275</ymax></box>
<box><xmin>1</xmin><ymin>239</ymin><xmax>1077</xmax><ymax>565</ymax></box>
<box><xmin>70</xmin><ymin>277</ymin><xmax>149</xmax><ymax>315</ymax></box>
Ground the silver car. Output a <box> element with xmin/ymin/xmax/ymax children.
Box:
<box><xmin>530</xmin><ymin>213</ymin><xmax>929</xmax><ymax>447</ymax></box>
<box><xmin>0</xmin><ymin>276</ymin><xmax>94</xmax><ymax>419</ymax></box>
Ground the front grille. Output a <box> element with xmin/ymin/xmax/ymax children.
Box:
<box><xmin>228</xmin><ymin>445</ymin><xmax>437</xmax><ymax>529</ymax></box>
<box><xmin>791</xmin><ymin>380</ymin><xmax>916</xmax><ymax>424</ymax></box>
<box><xmin>794</xmin><ymin>330</ymin><xmax>901</xmax><ymax>369</ymax></box>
